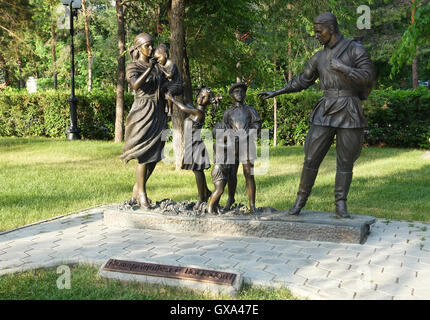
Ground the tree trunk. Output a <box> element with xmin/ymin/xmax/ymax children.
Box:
<box><xmin>412</xmin><ymin>56</ymin><xmax>418</xmax><ymax>89</ymax></box>
<box><xmin>288</xmin><ymin>30</ymin><xmax>292</xmax><ymax>82</ymax></box>
<box><xmin>182</xmin><ymin>46</ymin><xmax>193</xmax><ymax>102</ymax></box>
<box><xmin>169</xmin><ymin>0</ymin><xmax>187</xmax><ymax>170</ymax></box>
<box><xmin>82</xmin><ymin>0</ymin><xmax>93</xmax><ymax>92</ymax></box>
<box><xmin>49</xmin><ymin>0</ymin><xmax>57</xmax><ymax>90</ymax></box>
<box><xmin>114</xmin><ymin>0</ymin><xmax>126</xmax><ymax>143</ymax></box>
<box><xmin>273</xmin><ymin>59</ymin><xmax>277</xmax><ymax>147</ymax></box>
<box><xmin>18</xmin><ymin>58</ymin><xmax>24</xmax><ymax>89</ymax></box>
<box><xmin>411</xmin><ymin>0</ymin><xmax>419</xmax><ymax>89</ymax></box>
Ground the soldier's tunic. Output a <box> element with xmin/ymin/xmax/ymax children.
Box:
<box><xmin>284</xmin><ymin>35</ymin><xmax>374</xmax><ymax>171</ymax></box>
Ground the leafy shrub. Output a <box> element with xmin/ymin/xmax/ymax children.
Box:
<box><xmin>0</xmin><ymin>87</ymin><xmax>429</xmax><ymax>149</ymax></box>
<box><xmin>0</xmin><ymin>89</ymin><xmax>133</xmax><ymax>140</ymax></box>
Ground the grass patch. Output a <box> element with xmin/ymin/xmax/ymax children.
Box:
<box><xmin>0</xmin><ymin>264</ymin><xmax>296</xmax><ymax>300</ymax></box>
<box><xmin>1</xmin><ymin>137</ymin><xmax>430</xmax><ymax>231</ymax></box>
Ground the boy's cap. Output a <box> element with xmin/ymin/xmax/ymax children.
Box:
<box><xmin>229</xmin><ymin>82</ymin><xmax>248</xmax><ymax>98</ymax></box>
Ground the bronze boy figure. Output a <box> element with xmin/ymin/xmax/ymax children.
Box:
<box><xmin>214</xmin><ymin>82</ymin><xmax>261</xmax><ymax>213</ymax></box>
<box><xmin>207</xmin><ymin>121</ymin><xmax>236</xmax><ymax>214</ymax></box>
<box><xmin>259</xmin><ymin>12</ymin><xmax>374</xmax><ymax>218</ymax></box>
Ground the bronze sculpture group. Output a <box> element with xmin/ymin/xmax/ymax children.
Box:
<box><xmin>121</xmin><ymin>12</ymin><xmax>375</xmax><ymax>218</ymax></box>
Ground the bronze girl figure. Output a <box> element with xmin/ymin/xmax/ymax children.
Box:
<box><xmin>120</xmin><ymin>33</ymin><xmax>168</xmax><ymax>208</ymax></box>
<box><xmin>166</xmin><ymin>87</ymin><xmax>219</xmax><ymax>209</ymax></box>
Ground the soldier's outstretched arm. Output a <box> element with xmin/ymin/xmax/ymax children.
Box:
<box><xmin>258</xmin><ymin>54</ymin><xmax>319</xmax><ymax>100</ymax></box>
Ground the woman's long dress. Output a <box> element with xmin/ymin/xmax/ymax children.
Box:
<box><xmin>181</xmin><ymin>116</ymin><xmax>211</xmax><ymax>171</ymax></box>
<box><xmin>120</xmin><ymin>62</ymin><xmax>168</xmax><ymax>164</ymax></box>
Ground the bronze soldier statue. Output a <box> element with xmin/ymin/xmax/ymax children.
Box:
<box><xmin>259</xmin><ymin>12</ymin><xmax>375</xmax><ymax>218</ymax></box>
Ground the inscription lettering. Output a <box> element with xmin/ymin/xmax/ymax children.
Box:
<box><xmin>103</xmin><ymin>259</ymin><xmax>236</xmax><ymax>286</ymax></box>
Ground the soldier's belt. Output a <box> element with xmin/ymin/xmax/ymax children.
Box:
<box><xmin>324</xmin><ymin>89</ymin><xmax>357</xmax><ymax>98</ymax></box>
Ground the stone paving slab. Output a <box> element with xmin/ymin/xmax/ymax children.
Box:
<box><xmin>0</xmin><ymin>205</ymin><xmax>429</xmax><ymax>300</ymax></box>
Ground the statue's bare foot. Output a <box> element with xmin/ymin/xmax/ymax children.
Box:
<box><xmin>249</xmin><ymin>205</ymin><xmax>257</xmax><ymax>214</ymax></box>
<box><xmin>128</xmin><ymin>197</ymin><xmax>138</xmax><ymax>206</ymax></box>
<box><xmin>224</xmin><ymin>198</ymin><xmax>235</xmax><ymax>211</ymax></box>
<box><xmin>194</xmin><ymin>200</ymin><xmax>204</xmax><ymax>210</ymax></box>
<box><xmin>207</xmin><ymin>205</ymin><xmax>219</xmax><ymax>215</ymax></box>
<box><xmin>137</xmin><ymin>193</ymin><xmax>151</xmax><ymax>209</ymax></box>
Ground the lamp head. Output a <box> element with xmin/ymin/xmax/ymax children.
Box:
<box><xmin>60</xmin><ymin>0</ymin><xmax>82</xmax><ymax>9</ymax></box>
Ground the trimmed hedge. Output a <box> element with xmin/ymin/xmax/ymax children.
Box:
<box><xmin>0</xmin><ymin>87</ymin><xmax>429</xmax><ymax>149</ymax></box>
<box><xmin>0</xmin><ymin>89</ymin><xmax>133</xmax><ymax>140</ymax></box>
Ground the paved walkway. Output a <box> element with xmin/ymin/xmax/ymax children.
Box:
<box><xmin>1</xmin><ymin>205</ymin><xmax>429</xmax><ymax>300</ymax></box>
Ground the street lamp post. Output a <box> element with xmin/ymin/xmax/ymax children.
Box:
<box><xmin>61</xmin><ymin>0</ymin><xmax>82</xmax><ymax>140</ymax></box>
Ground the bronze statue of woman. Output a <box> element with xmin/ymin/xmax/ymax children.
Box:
<box><xmin>166</xmin><ymin>87</ymin><xmax>219</xmax><ymax>209</ymax></box>
<box><xmin>120</xmin><ymin>33</ymin><xmax>168</xmax><ymax>208</ymax></box>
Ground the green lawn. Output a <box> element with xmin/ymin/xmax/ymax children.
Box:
<box><xmin>1</xmin><ymin>137</ymin><xmax>429</xmax><ymax>232</ymax></box>
<box><xmin>0</xmin><ymin>264</ymin><xmax>296</xmax><ymax>300</ymax></box>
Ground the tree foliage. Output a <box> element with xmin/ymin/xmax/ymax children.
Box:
<box><xmin>390</xmin><ymin>1</ymin><xmax>430</xmax><ymax>77</ymax></box>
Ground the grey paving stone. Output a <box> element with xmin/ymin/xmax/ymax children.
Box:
<box><xmin>305</xmin><ymin>277</ymin><xmax>341</xmax><ymax>290</ymax></box>
<box><xmin>264</xmin><ymin>264</ymin><xmax>295</xmax><ymax>276</ymax></box>
<box><xmin>286</xmin><ymin>258</ymin><xmax>316</xmax><ymax>269</ymax></box>
<box><xmin>240</xmin><ymin>237</ymin><xmax>269</xmax><ymax>244</ymax></box>
<box><xmin>144</xmin><ymin>246</ymin><xmax>177</xmax><ymax>255</ymax></box>
<box><xmin>405</xmin><ymin>248</ymin><xmax>426</xmax><ymax>258</ymax></box>
<box><xmin>376</xmin><ymin>283</ymin><xmax>413</xmax><ymax>297</ymax></box>
<box><xmin>415</xmin><ymin>270</ymin><xmax>430</xmax><ymax>280</ymax></box>
<box><xmin>328</xmin><ymin>249</ymin><xmax>360</xmax><ymax>258</ymax></box>
<box><xmin>0</xmin><ymin>251</ymin><xmax>30</xmax><ymax>261</ymax></box>
<box><xmin>122</xmin><ymin>243</ymin><xmax>155</xmax><ymax>252</ymax></box>
<box><xmin>243</xmin><ymin>269</ymin><xmax>275</xmax><ymax>283</ymax></box>
<box><xmin>233</xmin><ymin>261</ymin><xmax>266</xmax><ymax>272</ymax></box>
<box><xmin>329</xmin><ymin>269</ymin><xmax>366</xmax><ymax>282</ymax></box>
<box><xmin>124</xmin><ymin>249</ymin><xmax>158</xmax><ymax>260</ymax></box>
<box><xmin>20</xmin><ymin>255</ymin><xmax>54</xmax><ymax>265</ymax></box>
<box><xmin>317</xmin><ymin>287</ymin><xmax>355</xmax><ymax>300</ymax></box>
<box><xmin>174</xmin><ymin>242</ymin><xmax>199</xmax><ymax>250</ymax></box>
<box><xmin>279</xmin><ymin>252</ymin><xmax>309</xmax><ymax>260</ymax></box>
<box><xmin>418</xmin><ymin>256</ymin><xmax>430</xmax><ymax>265</ymax></box>
<box><xmin>219</xmin><ymin>241</ymin><xmax>247</xmax><ymax>249</ymax></box>
<box><xmin>230</xmin><ymin>254</ymin><xmax>259</xmax><ymax>263</ymax></box>
<box><xmin>195</xmin><ymin>240</ymin><xmax>224</xmax><ymax>249</ymax></box>
<box><xmin>354</xmin><ymin>291</ymin><xmax>393</xmax><ymax>300</ymax></box>
<box><xmin>175</xmin><ymin>249</ymin><xmax>206</xmax><ymax>256</ymax></box>
<box><xmin>317</xmin><ymin>261</ymin><xmax>351</xmax><ymax>272</ymax></box>
<box><xmin>247</xmin><ymin>243</ymin><xmax>275</xmax><ymax>252</ymax></box>
<box><xmin>273</xmin><ymin>274</ymin><xmax>307</xmax><ymax>285</ymax></box>
<box><xmin>224</xmin><ymin>247</ymin><xmax>253</xmax><ymax>255</ymax></box>
<box><xmin>267</xmin><ymin>238</ymin><xmax>297</xmax><ymax>246</ymax></box>
<box><xmin>295</xmin><ymin>266</ymin><xmax>329</xmax><ymax>279</ymax></box>
<box><xmin>272</xmin><ymin>246</ymin><xmax>303</xmax><ymax>256</ymax></box>
<box><xmin>299</xmin><ymin>247</ymin><xmax>330</xmax><ymax>256</ymax></box>
<box><xmin>251</xmin><ymin>250</ymin><xmax>281</xmax><ymax>258</ymax></box>
<box><xmin>283</xmin><ymin>240</ymin><xmax>321</xmax><ymax>248</ymax></box>
<box><xmin>392</xmin><ymin>295</ymin><xmax>425</xmax><ymax>300</ymax></box>
<box><xmin>259</xmin><ymin>257</ymin><xmax>288</xmax><ymax>265</ymax></box>
<box><xmin>177</xmin><ymin>255</ymin><xmax>210</xmax><ymax>266</ymax></box>
<box><xmin>381</xmin><ymin>266</ymin><xmax>410</xmax><ymax>276</ymax></box>
<box><xmin>412</xmin><ymin>286</ymin><xmax>430</xmax><ymax>299</ymax></box>
<box><xmin>205</xmin><ymin>257</ymin><xmax>237</xmax><ymax>270</ymax></box>
<box><xmin>340</xmin><ymin>279</ymin><xmax>376</xmax><ymax>292</ymax></box>
<box><xmin>149</xmin><ymin>254</ymin><xmax>184</xmax><ymax>265</ymax></box>
<box><xmin>349</xmin><ymin>263</ymin><xmax>383</xmax><ymax>275</ymax></box>
<box><xmin>0</xmin><ymin>259</ymin><xmax>24</xmax><ymax>269</ymax></box>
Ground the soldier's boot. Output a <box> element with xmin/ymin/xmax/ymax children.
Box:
<box><xmin>288</xmin><ymin>167</ymin><xmax>319</xmax><ymax>215</ymax></box>
<box><xmin>334</xmin><ymin>171</ymin><xmax>353</xmax><ymax>218</ymax></box>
